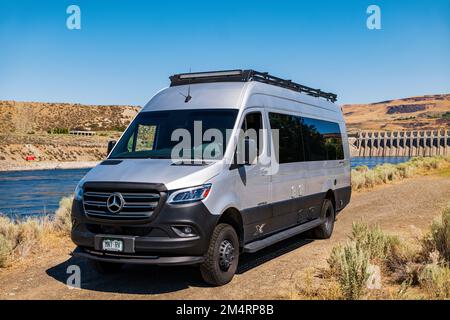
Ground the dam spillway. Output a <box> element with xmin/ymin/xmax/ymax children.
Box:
<box><xmin>349</xmin><ymin>129</ymin><xmax>450</xmax><ymax>157</ymax></box>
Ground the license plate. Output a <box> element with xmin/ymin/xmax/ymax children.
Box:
<box><xmin>102</xmin><ymin>239</ymin><xmax>123</xmax><ymax>252</ymax></box>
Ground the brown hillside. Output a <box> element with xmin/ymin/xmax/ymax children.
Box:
<box><xmin>343</xmin><ymin>94</ymin><xmax>450</xmax><ymax>133</ymax></box>
<box><xmin>0</xmin><ymin>100</ymin><xmax>140</xmax><ymax>134</ymax></box>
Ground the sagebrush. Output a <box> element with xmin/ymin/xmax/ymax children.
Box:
<box><xmin>328</xmin><ymin>241</ymin><xmax>369</xmax><ymax>300</ymax></box>
<box><xmin>0</xmin><ymin>196</ymin><xmax>73</xmax><ymax>267</ymax></box>
<box><xmin>351</xmin><ymin>156</ymin><xmax>450</xmax><ymax>190</ymax></box>
<box><xmin>324</xmin><ymin>203</ymin><xmax>450</xmax><ymax>300</ymax></box>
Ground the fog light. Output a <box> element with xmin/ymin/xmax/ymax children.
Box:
<box><xmin>172</xmin><ymin>225</ymin><xmax>197</xmax><ymax>237</ymax></box>
<box><xmin>183</xmin><ymin>226</ymin><xmax>192</xmax><ymax>234</ymax></box>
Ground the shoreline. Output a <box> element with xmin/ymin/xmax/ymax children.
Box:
<box><xmin>0</xmin><ymin>161</ymin><xmax>99</xmax><ymax>172</ymax></box>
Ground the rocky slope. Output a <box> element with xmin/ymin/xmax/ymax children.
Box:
<box><xmin>0</xmin><ymin>100</ymin><xmax>140</xmax><ymax>134</ymax></box>
<box><xmin>343</xmin><ymin>94</ymin><xmax>450</xmax><ymax>133</ymax></box>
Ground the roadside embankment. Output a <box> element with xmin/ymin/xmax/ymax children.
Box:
<box><xmin>0</xmin><ymin>133</ymin><xmax>111</xmax><ymax>171</ymax></box>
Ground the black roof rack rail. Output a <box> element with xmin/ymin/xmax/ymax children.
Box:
<box><xmin>169</xmin><ymin>69</ymin><xmax>337</xmax><ymax>102</ymax></box>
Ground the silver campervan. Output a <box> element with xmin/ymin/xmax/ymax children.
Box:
<box><xmin>71</xmin><ymin>70</ymin><xmax>351</xmax><ymax>286</ymax></box>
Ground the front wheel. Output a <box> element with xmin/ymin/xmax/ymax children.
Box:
<box><xmin>200</xmin><ymin>223</ymin><xmax>239</xmax><ymax>286</ymax></box>
<box><xmin>312</xmin><ymin>199</ymin><xmax>335</xmax><ymax>239</ymax></box>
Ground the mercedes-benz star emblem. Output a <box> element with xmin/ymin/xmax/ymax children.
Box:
<box><xmin>106</xmin><ymin>192</ymin><xmax>124</xmax><ymax>214</ymax></box>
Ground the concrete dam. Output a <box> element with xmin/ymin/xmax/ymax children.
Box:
<box><xmin>349</xmin><ymin>129</ymin><xmax>450</xmax><ymax>157</ymax></box>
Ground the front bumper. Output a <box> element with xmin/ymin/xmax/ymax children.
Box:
<box><xmin>71</xmin><ymin>194</ymin><xmax>219</xmax><ymax>265</ymax></box>
<box><xmin>72</xmin><ymin>247</ymin><xmax>204</xmax><ymax>266</ymax></box>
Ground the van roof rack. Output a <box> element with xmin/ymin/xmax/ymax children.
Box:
<box><xmin>169</xmin><ymin>69</ymin><xmax>337</xmax><ymax>102</ymax></box>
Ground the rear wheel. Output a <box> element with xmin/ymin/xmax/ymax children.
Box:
<box><xmin>200</xmin><ymin>223</ymin><xmax>239</xmax><ymax>286</ymax></box>
<box><xmin>312</xmin><ymin>199</ymin><xmax>335</xmax><ymax>239</ymax></box>
<box><xmin>91</xmin><ymin>260</ymin><xmax>123</xmax><ymax>274</ymax></box>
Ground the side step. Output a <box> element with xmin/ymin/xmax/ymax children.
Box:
<box><xmin>243</xmin><ymin>219</ymin><xmax>323</xmax><ymax>253</ymax></box>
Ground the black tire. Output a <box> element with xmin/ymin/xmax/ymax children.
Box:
<box><xmin>91</xmin><ymin>260</ymin><xmax>123</xmax><ymax>274</ymax></box>
<box><xmin>312</xmin><ymin>199</ymin><xmax>335</xmax><ymax>239</ymax></box>
<box><xmin>200</xmin><ymin>223</ymin><xmax>239</xmax><ymax>286</ymax></box>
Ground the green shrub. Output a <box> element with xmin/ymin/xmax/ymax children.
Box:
<box><xmin>350</xmin><ymin>170</ymin><xmax>365</xmax><ymax>190</ymax></box>
<box><xmin>327</xmin><ymin>223</ymin><xmax>401</xmax><ymax>299</ymax></box>
<box><xmin>354</xmin><ymin>165</ymin><xmax>369</xmax><ymax>172</ymax></box>
<box><xmin>328</xmin><ymin>242</ymin><xmax>370</xmax><ymax>300</ymax></box>
<box><xmin>351</xmin><ymin>156</ymin><xmax>450</xmax><ymax>191</ymax></box>
<box><xmin>421</xmin><ymin>205</ymin><xmax>450</xmax><ymax>263</ymax></box>
<box><xmin>350</xmin><ymin>222</ymin><xmax>399</xmax><ymax>261</ymax></box>
<box><xmin>419</xmin><ymin>264</ymin><xmax>450</xmax><ymax>299</ymax></box>
<box><xmin>0</xmin><ymin>234</ymin><xmax>12</xmax><ymax>267</ymax></box>
<box><xmin>396</xmin><ymin>163</ymin><xmax>416</xmax><ymax>178</ymax></box>
<box><xmin>53</xmin><ymin>196</ymin><xmax>73</xmax><ymax>235</ymax></box>
<box><xmin>373</xmin><ymin>163</ymin><xmax>399</xmax><ymax>183</ymax></box>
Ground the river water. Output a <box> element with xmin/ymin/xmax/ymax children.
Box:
<box><xmin>0</xmin><ymin>157</ymin><xmax>410</xmax><ymax>218</ymax></box>
<box><xmin>0</xmin><ymin>168</ymin><xmax>91</xmax><ymax>218</ymax></box>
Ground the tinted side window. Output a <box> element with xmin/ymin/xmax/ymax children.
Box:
<box><xmin>301</xmin><ymin>117</ymin><xmax>344</xmax><ymax>161</ymax></box>
<box><xmin>269</xmin><ymin>113</ymin><xmax>304</xmax><ymax>164</ymax></box>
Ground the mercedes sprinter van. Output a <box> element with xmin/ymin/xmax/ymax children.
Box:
<box><xmin>71</xmin><ymin>70</ymin><xmax>351</xmax><ymax>286</ymax></box>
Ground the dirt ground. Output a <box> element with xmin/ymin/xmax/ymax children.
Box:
<box><xmin>0</xmin><ymin>174</ymin><xmax>449</xmax><ymax>300</ymax></box>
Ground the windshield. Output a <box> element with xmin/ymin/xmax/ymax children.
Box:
<box><xmin>109</xmin><ymin>109</ymin><xmax>239</xmax><ymax>160</ymax></box>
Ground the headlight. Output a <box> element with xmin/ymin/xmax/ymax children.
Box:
<box><xmin>74</xmin><ymin>180</ymin><xmax>84</xmax><ymax>201</ymax></box>
<box><xmin>167</xmin><ymin>184</ymin><xmax>212</xmax><ymax>204</ymax></box>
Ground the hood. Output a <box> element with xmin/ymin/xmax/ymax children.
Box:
<box><xmin>83</xmin><ymin>159</ymin><xmax>223</xmax><ymax>190</ymax></box>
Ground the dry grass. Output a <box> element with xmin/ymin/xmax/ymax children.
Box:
<box><xmin>351</xmin><ymin>156</ymin><xmax>450</xmax><ymax>191</ymax></box>
<box><xmin>0</xmin><ymin>196</ymin><xmax>73</xmax><ymax>267</ymax></box>
<box><xmin>291</xmin><ymin>268</ymin><xmax>343</xmax><ymax>300</ymax></box>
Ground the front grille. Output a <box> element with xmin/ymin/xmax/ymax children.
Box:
<box><xmin>83</xmin><ymin>190</ymin><xmax>160</xmax><ymax>219</ymax></box>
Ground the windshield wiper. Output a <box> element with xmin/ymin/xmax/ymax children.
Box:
<box><xmin>171</xmin><ymin>160</ymin><xmax>211</xmax><ymax>166</ymax></box>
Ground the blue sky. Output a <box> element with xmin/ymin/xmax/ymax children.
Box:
<box><xmin>0</xmin><ymin>0</ymin><xmax>449</xmax><ymax>106</ymax></box>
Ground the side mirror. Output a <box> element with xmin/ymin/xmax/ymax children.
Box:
<box><xmin>107</xmin><ymin>140</ymin><xmax>116</xmax><ymax>155</ymax></box>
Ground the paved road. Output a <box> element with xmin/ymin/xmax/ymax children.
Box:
<box><xmin>1</xmin><ymin>174</ymin><xmax>449</xmax><ymax>299</ymax></box>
